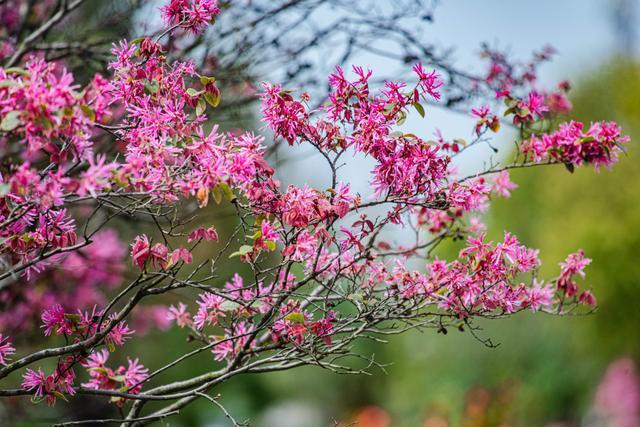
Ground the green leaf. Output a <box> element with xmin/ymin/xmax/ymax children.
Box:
<box><xmin>196</xmin><ymin>97</ymin><xmax>206</xmax><ymax>116</ymax></box>
<box><xmin>186</xmin><ymin>87</ymin><xmax>204</xmax><ymax>97</ymax></box>
<box><xmin>0</xmin><ymin>183</ymin><xmax>10</xmax><ymax>197</ymax></box>
<box><xmin>63</xmin><ymin>313</ymin><xmax>82</xmax><ymax>322</ymax></box>
<box><xmin>503</xmin><ymin>97</ymin><xmax>517</xmax><ymax>108</ymax></box>
<box><xmin>52</xmin><ymin>391</ymin><xmax>69</xmax><ymax>402</ymax></box>
<box><xmin>220</xmin><ymin>300</ymin><xmax>241</xmax><ymax>312</ymax></box>
<box><xmin>0</xmin><ymin>80</ymin><xmax>18</xmax><ymax>89</ymax></box>
<box><xmin>218</xmin><ymin>183</ymin><xmax>235</xmax><ymax>201</ymax></box>
<box><xmin>199</xmin><ymin>76</ymin><xmax>216</xmax><ymax>85</ymax></box>
<box><xmin>284</xmin><ymin>312</ymin><xmax>305</xmax><ymax>324</ymax></box>
<box><xmin>265</xmin><ymin>240</ymin><xmax>277</xmax><ymax>251</ymax></box>
<box><xmin>249</xmin><ymin>300</ymin><xmax>267</xmax><ymax>311</ymax></box>
<box><xmin>143</xmin><ymin>79</ymin><xmax>159</xmax><ymax>95</ymax></box>
<box><xmin>80</xmin><ymin>105</ymin><xmax>96</xmax><ymax>121</ymax></box>
<box><xmin>35</xmin><ymin>116</ymin><xmax>52</xmax><ymax>131</ymax></box>
<box><xmin>349</xmin><ymin>292</ymin><xmax>364</xmax><ymax>302</ymax></box>
<box><xmin>396</xmin><ymin>110</ymin><xmax>407</xmax><ymax>125</ymax></box>
<box><xmin>229</xmin><ymin>245</ymin><xmax>253</xmax><ymax>258</ymax></box>
<box><xmin>4</xmin><ymin>67</ymin><xmax>29</xmax><ymax>77</ymax></box>
<box><xmin>412</xmin><ymin>102</ymin><xmax>425</xmax><ymax>118</ymax></box>
<box><xmin>212</xmin><ymin>186</ymin><xmax>222</xmax><ymax>204</ymax></box>
<box><xmin>204</xmin><ymin>91</ymin><xmax>221</xmax><ymax>108</ymax></box>
<box><xmin>516</xmin><ymin>106</ymin><xmax>530</xmax><ymax>117</ymax></box>
<box><xmin>1</xmin><ymin>110</ymin><xmax>22</xmax><ymax>131</ymax></box>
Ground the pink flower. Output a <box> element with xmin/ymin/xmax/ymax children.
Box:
<box><xmin>105</xmin><ymin>315</ymin><xmax>133</xmax><ymax>348</ymax></box>
<box><xmin>82</xmin><ymin>349</ymin><xmax>115</xmax><ymax>390</ymax></box>
<box><xmin>280</xmin><ymin>185</ymin><xmax>321</xmax><ymax>228</ymax></box>
<box><xmin>412</xmin><ymin>63</ymin><xmax>442</xmax><ymax>100</ymax></box>
<box><xmin>332</xmin><ymin>182</ymin><xmax>357</xmax><ymax>218</ymax></box>
<box><xmin>82</xmin><ymin>349</ymin><xmax>148</xmax><ymax>402</ymax></box>
<box><xmin>193</xmin><ymin>293</ymin><xmax>225</xmax><ymax>329</ymax></box>
<box><xmin>78</xmin><ymin>155</ymin><xmax>116</xmax><ymax>198</ymax></box>
<box><xmin>21</xmin><ymin>368</ymin><xmax>48</xmax><ymax>399</ymax></box>
<box><xmin>132</xmin><ymin>305</ymin><xmax>172</xmax><ymax>334</ymax></box>
<box><xmin>546</xmin><ymin>91</ymin><xmax>572</xmax><ymax>115</ymax></box>
<box><xmin>171</xmin><ymin>247</ymin><xmax>193</xmax><ymax>265</ymax></box>
<box><xmin>168</xmin><ymin>303</ymin><xmax>192</xmax><ymax>328</ymax></box>
<box><xmin>130</xmin><ymin>235</ymin><xmax>151</xmax><ymax>270</ymax></box>
<box><xmin>188</xmin><ymin>226</ymin><xmax>219</xmax><ymax>242</ymax></box>
<box><xmin>21</xmin><ymin>362</ymin><xmax>76</xmax><ymax>406</ymax></box>
<box><xmin>124</xmin><ymin>358</ymin><xmax>149</xmax><ymax>392</ymax></box>
<box><xmin>471</xmin><ymin>105</ymin><xmax>500</xmax><ymax>135</ymax></box>
<box><xmin>161</xmin><ymin>0</ymin><xmax>221</xmax><ymax>34</ymax></box>
<box><xmin>149</xmin><ymin>243</ymin><xmax>170</xmax><ymax>269</ymax></box>
<box><xmin>129</xmin><ymin>237</ymin><xmax>170</xmax><ymax>271</ymax></box>
<box><xmin>521</xmin><ymin>121</ymin><xmax>629</xmax><ymax>170</ymax></box>
<box><xmin>491</xmin><ymin>170</ymin><xmax>517</xmax><ymax>198</ymax></box>
<box><xmin>41</xmin><ymin>305</ymin><xmax>73</xmax><ymax>336</ymax></box>
<box><xmin>559</xmin><ymin>250</ymin><xmax>591</xmax><ymax>279</ymax></box>
<box><xmin>556</xmin><ymin>250</ymin><xmax>591</xmax><ymax>298</ymax></box>
<box><xmin>282</xmin><ymin>231</ymin><xmax>318</xmax><ymax>261</ymax></box>
<box><xmin>0</xmin><ymin>335</ymin><xmax>15</xmax><ymax>365</ymax></box>
<box><xmin>211</xmin><ymin>322</ymin><xmax>253</xmax><ymax>361</ymax></box>
<box><xmin>527</xmin><ymin>280</ymin><xmax>554</xmax><ymax>312</ymax></box>
<box><xmin>260</xmin><ymin>220</ymin><xmax>279</xmax><ymax>242</ymax></box>
<box><xmin>593</xmin><ymin>358</ymin><xmax>640</xmax><ymax>427</ymax></box>
<box><xmin>260</xmin><ymin>82</ymin><xmax>310</xmax><ymax>145</ymax></box>
<box><xmin>578</xmin><ymin>290</ymin><xmax>597</xmax><ymax>306</ymax></box>
<box><xmin>254</xmin><ymin>220</ymin><xmax>279</xmax><ymax>251</ymax></box>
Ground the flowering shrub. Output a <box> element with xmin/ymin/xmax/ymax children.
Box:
<box><xmin>0</xmin><ymin>0</ymin><xmax>631</xmax><ymax>424</ymax></box>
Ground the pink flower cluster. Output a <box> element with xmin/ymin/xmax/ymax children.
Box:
<box><xmin>22</xmin><ymin>360</ymin><xmax>76</xmax><ymax>406</ymax></box>
<box><xmin>0</xmin><ymin>59</ymin><xmax>111</xmax><ymax>161</ymax></box>
<box><xmin>0</xmin><ymin>59</ymin><xmax>115</xmax><ymax>278</ymax></box>
<box><xmin>82</xmin><ymin>349</ymin><xmax>149</xmax><ymax>406</ymax></box>
<box><xmin>279</xmin><ymin>184</ymin><xmax>358</xmax><ymax>229</ymax></box>
<box><xmin>0</xmin><ymin>230</ymin><xmax>125</xmax><ymax>334</ymax></box>
<box><xmin>521</xmin><ymin>120</ymin><xmax>629</xmax><ymax>169</ymax></box>
<box><xmin>161</xmin><ymin>0</ymin><xmax>221</xmax><ymax>34</ymax></box>
<box><xmin>109</xmin><ymin>41</ymin><xmax>280</xmax><ymax>210</ymax></box>
<box><xmin>0</xmin><ymin>334</ymin><xmax>15</xmax><ymax>365</ymax></box>
<box><xmin>362</xmin><ymin>234</ymin><xmax>593</xmax><ymax>317</ymax></box>
<box><xmin>261</xmin><ymin>64</ymin><xmax>450</xmax><ymax>202</ymax></box>
<box><xmin>18</xmin><ymin>303</ymin><xmax>142</xmax><ymax>404</ymax></box>
<box><xmin>130</xmin><ymin>234</ymin><xmax>193</xmax><ymax>271</ymax></box>
<box><xmin>272</xmin><ymin>306</ymin><xmax>335</xmax><ymax>346</ymax></box>
<box><xmin>471</xmin><ymin>106</ymin><xmax>500</xmax><ymax>135</ymax></box>
<box><xmin>40</xmin><ymin>305</ymin><xmax>133</xmax><ymax>348</ymax></box>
